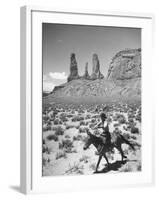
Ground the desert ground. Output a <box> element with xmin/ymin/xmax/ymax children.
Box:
<box><xmin>42</xmin><ymin>101</ymin><xmax>141</xmax><ymax>176</ymax></box>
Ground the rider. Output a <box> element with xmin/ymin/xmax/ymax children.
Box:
<box><xmin>93</xmin><ymin>108</ymin><xmax>111</xmax><ymax>154</ymax></box>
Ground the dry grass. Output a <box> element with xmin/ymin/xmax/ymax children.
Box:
<box><xmin>47</xmin><ymin>134</ymin><xmax>58</xmax><ymax>141</ymax></box>
<box><xmin>56</xmin><ymin>151</ymin><xmax>67</xmax><ymax>160</ymax></box>
<box><xmin>42</xmin><ymin>101</ymin><xmax>141</xmax><ymax>176</ymax></box>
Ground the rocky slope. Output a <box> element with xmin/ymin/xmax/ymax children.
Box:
<box><xmin>107</xmin><ymin>48</ymin><xmax>141</xmax><ymax>80</ymax></box>
<box><xmin>45</xmin><ymin>49</ymin><xmax>141</xmax><ymax>104</ymax></box>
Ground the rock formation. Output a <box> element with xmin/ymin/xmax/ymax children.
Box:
<box><xmin>67</xmin><ymin>53</ymin><xmax>79</xmax><ymax>82</ymax></box>
<box><xmin>47</xmin><ymin>48</ymin><xmax>141</xmax><ymax>103</ymax></box>
<box><xmin>107</xmin><ymin>48</ymin><xmax>141</xmax><ymax>80</ymax></box>
<box><xmin>90</xmin><ymin>54</ymin><xmax>104</xmax><ymax>80</ymax></box>
<box><xmin>82</xmin><ymin>62</ymin><xmax>90</xmax><ymax>79</ymax></box>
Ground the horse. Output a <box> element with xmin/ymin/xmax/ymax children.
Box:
<box><xmin>83</xmin><ymin>130</ymin><xmax>135</xmax><ymax>172</ymax></box>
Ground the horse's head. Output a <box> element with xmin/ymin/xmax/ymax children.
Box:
<box><xmin>83</xmin><ymin>129</ymin><xmax>94</xmax><ymax>150</ymax></box>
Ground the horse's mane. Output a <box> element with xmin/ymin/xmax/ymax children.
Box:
<box><xmin>89</xmin><ymin>133</ymin><xmax>103</xmax><ymax>144</ymax></box>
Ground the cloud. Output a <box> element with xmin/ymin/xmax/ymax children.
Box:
<box><xmin>43</xmin><ymin>72</ymin><xmax>67</xmax><ymax>92</ymax></box>
<box><xmin>43</xmin><ymin>82</ymin><xmax>55</xmax><ymax>92</ymax></box>
<box><xmin>49</xmin><ymin>72</ymin><xmax>67</xmax><ymax>80</ymax></box>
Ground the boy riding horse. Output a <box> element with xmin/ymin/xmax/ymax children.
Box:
<box><xmin>93</xmin><ymin>107</ymin><xmax>111</xmax><ymax>154</ymax></box>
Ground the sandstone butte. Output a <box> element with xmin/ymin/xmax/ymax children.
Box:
<box><xmin>45</xmin><ymin>48</ymin><xmax>141</xmax><ymax>104</ymax></box>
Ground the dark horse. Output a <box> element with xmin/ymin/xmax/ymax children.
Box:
<box><xmin>83</xmin><ymin>130</ymin><xmax>135</xmax><ymax>172</ymax></box>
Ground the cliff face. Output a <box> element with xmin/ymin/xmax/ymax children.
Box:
<box><xmin>46</xmin><ymin>48</ymin><xmax>141</xmax><ymax>104</ymax></box>
<box><xmin>107</xmin><ymin>48</ymin><xmax>141</xmax><ymax>80</ymax></box>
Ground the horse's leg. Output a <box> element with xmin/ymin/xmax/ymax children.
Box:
<box><xmin>95</xmin><ymin>155</ymin><xmax>102</xmax><ymax>172</ymax></box>
<box><xmin>103</xmin><ymin>154</ymin><xmax>110</xmax><ymax>168</ymax></box>
<box><xmin>118</xmin><ymin>146</ymin><xmax>127</xmax><ymax>161</ymax></box>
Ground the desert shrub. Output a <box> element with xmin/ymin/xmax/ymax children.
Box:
<box><xmin>123</xmin><ymin>148</ymin><xmax>129</xmax><ymax>155</ymax></box>
<box><xmin>137</xmin><ymin>162</ymin><xmax>142</xmax><ymax>171</ymax></box>
<box><xmin>79</xmin><ymin>155</ymin><xmax>89</xmax><ymax>163</ymax></box>
<box><xmin>78</xmin><ymin>109</ymin><xmax>85</xmax><ymax>114</ymax></box>
<box><xmin>42</xmin><ymin>145</ymin><xmax>49</xmax><ymax>153</ymax></box>
<box><xmin>43</xmin><ymin>125</ymin><xmax>51</xmax><ymax>131</ymax></box>
<box><xmin>107</xmin><ymin>117</ymin><xmax>112</xmax><ymax>123</ymax></box>
<box><xmin>49</xmin><ymin>117</ymin><xmax>54</xmax><ymax>122</ymax></box>
<box><xmin>84</xmin><ymin>121</ymin><xmax>89</xmax><ymax>126</ymax></box>
<box><xmin>54</xmin><ymin>118</ymin><xmax>62</xmax><ymax>125</ymax></box>
<box><xmin>85</xmin><ymin>114</ymin><xmax>91</xmax><ymax>119</ymax></box>
<box><xmin>54</xmin><ymin>126</ymin><xmax>64</xmax><ymax>136</ymax></box>
<box><xmin>42</xmin><ymin>157</ymin><xmax>47</xmax><ymax>166</ymax></box>
<box><xmin>66</xmin><ymin>114</ymin><xmax>73</xmax><ymax>118</ymax></box>
<box><xmin>131</xmin><ymin>126</ymin><xmax>139</xmax><ymax>134</ymax></box>
<box><xmin>136</xmin><ymin>115</ymin><xmax>141</xmax><ymax>122</ymax></box>
<box><xmin>47</xmin><ymin>120</ymin><xmax>52</xmax><ymax>126</ymax></box>
<box><xmin>118</xmin><ymin>117</ymin><xmax>126</xmax><ymax>124</ymax></box>
<box><xmin>79</xmin><ymin>126</ymin><xmax>88</xmax><ymax>133</ymax></box>
<box><xmin>123</xmin><ymin>132</ymin><xmax>131</xmax><ymax>140</ymax></box>
<box><xmin>76</xmin><ymin>125</ymin><xmax>80</xmax><ymax>129</ymax></box>
<box><xmin>65</xmin><ymin>162</ymin><xmax>84</xmax><ymax>175</ymax></box>
<box><xmin>51</xmin><ymin>126</ymin><xmax>58</xmax><ymax>131</ymax></box>
<box><xmin>59</xmin><ymin>139</ymin><xmax>73</xmax><ymax>153</ymax></box>
<box><xmin>47</xmin><ymin>134</ymin><xmax>58</xmax><ymax>141</ymax></box>
<box><xmin>80</xmin><ymin>120</ymin><xmax>86</xmax><ymax>126</ymax></box>
<box><xmin>127</xmin><ymin>121</ymin><xmax>136</xmax><ymax>129</ymax></box>
<box><xmin>72</xmin><ymin>116</ymin><xmax>84</xmax><ymax>122</ymax></box>
<box><xmin>120</xmin><ymin>164</ymin><xmax>132</xmax><ymax>172</ymax></box>
<box><xmin>73</xmin><ymin>135</ymin><xmax>83</xmax><ymax>141</ymax></box>
<box><xmin>43</xmin><ymin>115</ymin><xmax>49</xmax><ymax>121</ymax></box>
<box><xmin>65</xmin><ymin>124</ymin><xmax>75</xmax><ymax>129</ymax></box>
<box><xmin>131</xmin><ymin>135</ymin><xmax>137</xmax><ymax>140</ymax></box>
<box><xmin>112</xmin><ymin>115</ymin><xmax>118</xmax><ymax>121</ymax></box>
<box><xmin>65</xmin><ymin>135</ymin><xmax>71</xmax><ymax>139</ymax></box>
<box><xmin>43</xmin><ymin>125</ymin><xmax>48</xmax><ymax>131</ymax></box>
<box><xmin>82</xmin><ymin>136</ymin><xmax>88</xmax><ymax>143</ymax></box>
<box><xmin>128</xmin><ymin>118</ymin><xmax>134</xmax><ymax>123</ymax></box>
<box><xmin>114</xmin><ymin>123</ymin><xmax>120</xmax><ymax>127</ymax></box>
<box><xmin>56</xmin><ymin>151</ymin><xmax>67</xmax><ymax>160</ymax></box>
<box><xmin>60</xmin><ymin>116</ymin><xmax>68</xmax><ymax>122</ymax></box>
<box><xmin>42</xmin><ymin>139</ymin><xmax>45</xmax><ymax>145</ymax></box>
<box><xmin>116</xmin><ymin>114</ymin><xmax>126</xmax><ymax>124</ymax></box>
<box><xmin>92</xmin><ymin>114</ymin><xmax>100</xmax><ymax>119</ymax></box>
<box><xmin>89</xmin><ymin>163</ymin><xmax>96</xmax><ymax>171</ymax></box>
<box><xmin>91</xmin><ymin>119</ymin><xmax>96</xmax><ymax>123</ymax></box>
<box><xmin>123</xmin><ymin>126</ymin><xmax>128</xmax><ymax>131</ymax></box>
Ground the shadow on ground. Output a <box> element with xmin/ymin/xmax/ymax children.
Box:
<box><xmin>94</xmin><ymin>159</ymin><xmax>138</xmax><ymax>174</ymax></box>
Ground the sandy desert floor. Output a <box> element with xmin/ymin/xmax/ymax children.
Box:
<box><xmin>42</xmin><ymin>102</ymin><xmax>141</xmax><ymax>176</ymax></box>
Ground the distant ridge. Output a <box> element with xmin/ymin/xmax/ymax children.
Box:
<box><xmin>44</xmin><ymin>48</ymin><xmax>141</xmax><ymax>104</ymax></box>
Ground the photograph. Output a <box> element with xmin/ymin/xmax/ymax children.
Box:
<box><xmin>42</xmin><ymin>23</ymin><xmax>142</xmax><ymax>176</ymax></box>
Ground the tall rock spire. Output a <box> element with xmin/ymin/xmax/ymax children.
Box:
<box><xmin>67</xmin><ymin>53</ymin><xmax>79</xmax><ymax>82</ymax></box>
<box><xmin>90</xmin><ymin>54</ymin><xmax>104</xmax><ymax>80</ymax></box>
<box><xmin>82</xmin><ymin>62</ymin><xmax>90</xmax><ymax>79</ymax></box>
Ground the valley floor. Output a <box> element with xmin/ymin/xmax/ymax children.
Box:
<box><xmin>42</xmin><ymin>102</ymin><xmax>141</xmax><ymax>176</ymax></box>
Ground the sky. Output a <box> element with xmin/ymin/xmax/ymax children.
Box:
<box><xmin>42</xmin><ymin>23</ymin><xmax>141</xmax><ymax>92</ymax></box>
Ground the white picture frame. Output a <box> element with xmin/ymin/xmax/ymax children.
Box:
<box><xmin>20</xmin><ymin>6</ymin><xmax>154</xmax><ymax>194</ymax></box>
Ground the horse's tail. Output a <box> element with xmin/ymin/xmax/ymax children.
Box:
<box><xmin>120</xmin><ymin>134</ymin><xmax>135</xmax><ymax>150</ymax></box>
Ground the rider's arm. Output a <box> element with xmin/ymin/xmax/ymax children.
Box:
<box><xmin>93</xmin><ymin>122</ymin><xmax>103</xmax><ymax>130</ymax></box>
